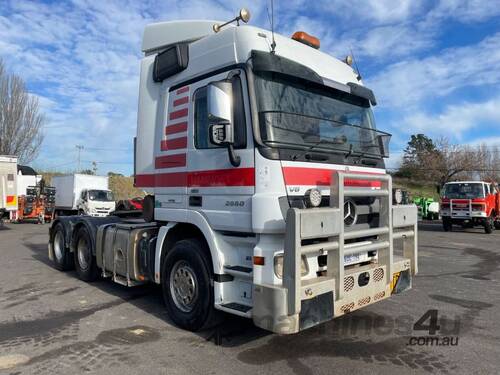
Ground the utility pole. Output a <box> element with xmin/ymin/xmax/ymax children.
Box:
<box><xmin>76</xmin><ymin>145</ymin><xmax>84</xmax><ymax>172</ymax></box>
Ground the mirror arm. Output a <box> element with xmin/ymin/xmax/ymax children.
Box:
<box><xmin>227</xmin><ymin>144</ymin><xmax>241</xmax><ymax>167</ymax></box>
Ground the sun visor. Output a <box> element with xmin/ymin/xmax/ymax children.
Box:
<box><xmin>251</xmin><ymin>50</ymin><xmax>323</xmax><ymax>84</ymax></box>
<box><xmin>347</xmin><ymin>82</ymin><xmax>377</xmax><ymax>106</ymax></box>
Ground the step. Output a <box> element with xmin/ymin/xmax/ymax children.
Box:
<box><xmin>217</xmin><ymin>302</ymin><xmax>252</xmax><ymax>318</ymax></box>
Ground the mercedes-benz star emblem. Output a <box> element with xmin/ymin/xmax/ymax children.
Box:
<box><xmin>344</xmin><ymin>200</ymin><xmax>357</xmax><ymax>226</ymax></box>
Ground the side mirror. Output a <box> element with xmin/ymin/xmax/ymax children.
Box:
<box><xmin>207</xmin><ymin>81</ymin><xmax>233</xmax><ymax>145</ymax></box>
<box><xmin>377</xmin><ymin>133</ymin><xmax>391</xmax><ymax>158</ymax></box>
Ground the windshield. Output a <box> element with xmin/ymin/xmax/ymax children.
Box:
<box><xmin>88</xmin><ymin>190</ymin><xmax>114</xmax><ymax>202</ymax></box>
<box><xmin>442</xmin><ymin>183</ymin><xmax>484</xmax><ymax>199</ymax></box>
<box><xmin>253</xmin><ymin>72</ymin><xmax>390</xmax><ymax>158</ymax></box>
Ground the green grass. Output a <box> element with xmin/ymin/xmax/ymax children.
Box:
<box><xmin>393</xmin><ymin>177</ymin><xmax>440</xmax><ymax>200</ymax></box>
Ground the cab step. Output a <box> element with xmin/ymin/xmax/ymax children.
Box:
<box><xmin>217</xmin><ymin>302</ymin><xmax>252</xmax><ymax>318</ymax></box>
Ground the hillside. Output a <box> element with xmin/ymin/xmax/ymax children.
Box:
<box><xmin>393</xmin><ymin>177</ymin><xmax>440</xmax><ymax>200</ymax></box>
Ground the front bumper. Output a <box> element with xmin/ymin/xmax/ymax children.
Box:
<box><xmin>252</xmin><ymin>171</ymin><xmax>418</xmax><ymax>334</ymax></box>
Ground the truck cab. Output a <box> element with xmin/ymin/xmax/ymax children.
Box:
<box><xmin>49</xmin><ymin>13</ymin><xmax>418</xmax><ymax>334</ymax></box>
<box><xmin>440</xmin><ymin>181</ymin><xmax>500</xmax><ymax>233</ymax></box>
<box><xmin>77</xmin><ymin>188</ymin><xmax>115</xmax><ymax>217</ymax></box>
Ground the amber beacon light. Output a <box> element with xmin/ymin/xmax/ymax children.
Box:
<box><xmin>291</xmin><ymin>31</ymin><xmax>320</xmax><ymax>49</ymax></box>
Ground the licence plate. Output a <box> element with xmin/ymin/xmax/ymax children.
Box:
<box><xmin>344</xmin><ymin>253</ymin><xmax>360</xmax><ymax>265</ymax></box>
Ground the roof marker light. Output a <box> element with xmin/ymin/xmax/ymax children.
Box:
<box><xmin>291</xmin><ymin>31</ymin><xmax>320</xmax><ymax>49</ymax></box>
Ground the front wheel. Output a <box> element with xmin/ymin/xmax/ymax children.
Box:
<box><xmin>161</xmin><ymin>239</ymin><xmax>218</xmax><ymax>331</ymax></box>
<box><xmin>74</xmin><ymin>226</ymin><xmax>99</xmax><ymax>281</ymax></box>
<box><xmin>442</xmin><ymin>218</ymin><xmax>452</xmax><ymax>232</ymax></box>
<box><xmin>484</xmin><ymin>215</ymin><xmax>494</xmax><ymax>234</ymax></box>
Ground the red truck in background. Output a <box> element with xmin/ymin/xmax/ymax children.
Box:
<box><xmin>440</xmin><ymin>181</ymin><xmax>500</xmax><ymax>233</ymax></box>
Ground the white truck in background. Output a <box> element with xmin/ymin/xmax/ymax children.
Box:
<box><xmin>48</xmin><ymin>10</ymin><xmax>418</xmax><ymax>334</ymax></box>
<box><xmin>52</xmin><ymin>174</ymin><xmax>115</xmax><ymax>217</ymax></box>
<box><xmin>0</xmin><ymin>155</ymin><xmax>18</xmax><ymax>223</ymax></box>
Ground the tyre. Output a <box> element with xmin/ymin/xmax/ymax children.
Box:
<box><xmin>495</xmin><ymin>221</ymin><xmax>500</xmax><ymax>230</ymax></box>
<box><xmin>442</xmin><ymin>218</ymin><xmax>452</xmax><ymax>232</ymax></box>
<box><xmin>484</xmin><ymin>215</ymin><xmax>494</xmax><ymax>234</ymax></box>
<box><xmin>161</xmin><ymin>239</ymin><xmax>219</xmax><ymax>331</ymax></box>
<box><xmin>51</xmin><ymin>222</ymin><xmax>74</xmax><ymax>271</ymax></box>
<box><xmin>74</xmin><ymin>226</ymin><xmax>99</xmax><ymax>281</ymax></box>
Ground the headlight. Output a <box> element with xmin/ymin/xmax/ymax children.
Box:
<box><xmin>305</xmin><ymin>188</ymin><xmax>322</xmax><ymax>207</ymax></box>
<box><xmin>274</xmin><ymin>255</ymin><xmax>309</xmax><ymax>279</ymax></box>
<box><xmin>393</xmin><ymin>188</ymin><xmax>403</xmax><ymax>205</ymax></box>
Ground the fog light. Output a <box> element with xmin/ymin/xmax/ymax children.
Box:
<box><xmin>305</xmin><ymin>188</ymin><xmax>322</xmax><ymax>207</ymax></box>
<box><xmin>274</xmin><ymin>255</ymin><xmax>309</xmax><ymax>279</ymax></box>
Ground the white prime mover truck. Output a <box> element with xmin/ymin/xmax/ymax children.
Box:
<box><xmin>0</xmin><ymin>155</ymin><xmax>18</xmax><ymax>223</ymax></box>
<box><xmin>48</xmin><ymin>10</ymin><xmax>418</xmax><ymax>334</ymax></box>
<box><xmin>52</xmin><ymin>174</ymin><xmax>115</xmax><ymax>217</ymax></box>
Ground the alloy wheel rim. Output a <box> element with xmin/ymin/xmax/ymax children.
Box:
<box><xmin>170</xmin><ymin>260</ymin><xmax>198</xmax><ymax>313</ymax></box>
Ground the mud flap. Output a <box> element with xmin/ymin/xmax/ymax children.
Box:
<box><xmin>392</xmin><ymin>269</ymin><xmax>412</xmax><ymax>294</ymax></box>
<box><xmin>299</xmin><ymin>291</ymin><xmax>334</xmax><ymax>330</ymax></box>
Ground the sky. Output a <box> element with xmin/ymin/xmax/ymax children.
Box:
<box><xmin>1</xmin><ymin>0</ymin><xmax>500</xmax><ymax>175</ymax></box>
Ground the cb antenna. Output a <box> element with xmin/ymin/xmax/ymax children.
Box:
<box><xmin>266</xmin><ymin>0</ymin><xmax>276</xmax><ymax>53</ymax></box>
<box><xmin>350</xmin><ymin>47</ymin><xmax>362</xmax><ymax>81</ymax></box>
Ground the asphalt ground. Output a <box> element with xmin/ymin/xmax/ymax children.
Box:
<box><xmin>0</xmin><ymin>221</ymin><xmax>499</xmax><ymax>374</ymax></box>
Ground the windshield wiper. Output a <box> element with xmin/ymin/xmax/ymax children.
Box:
<box><xmin>291</xmin><ymin>139</ymin><xmax>343</xmax><ymax>161</ymax></box>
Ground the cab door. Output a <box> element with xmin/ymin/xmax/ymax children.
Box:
<box><xmin>186</xmin><ymin>69</ymin><xmax>255</xmax><ymax>233</ymax></box>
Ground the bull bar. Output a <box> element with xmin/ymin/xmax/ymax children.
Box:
<box><xmin>253</xmin><ymin>171</ymin><xmax>418</xmax><ymax>334</ymax></box>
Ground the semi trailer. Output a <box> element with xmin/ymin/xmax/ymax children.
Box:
<box><xmin>51</xmin><ymin>174</ymin><xmax>115</xmax><ymax>217</ymax></box>
<box><xmin>0</xmin><ymin>155</ymin><xmax>18</xmax><ymax>224</ymax></box>
<box><xmin>48</xmin><ymin>10</ymin><xmax>418</xmax><ymax>334</ymax></box>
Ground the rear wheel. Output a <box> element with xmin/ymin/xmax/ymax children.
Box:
<box><xmin>52</xmin><ymin>223</ymin><xmax>74</xmax><ymax>271</ymax></box>
<box><xmin>74</xmin><ymin>226</ymin><xmax>99</xmax><ymax>281</ymax></box>
<box><xmin>442</xmin><ymin>218</ymin><xmax>452</xmax><ymax>232</ymax></box>
<box><xmin>161</xmin><ymin>239</ymin><xmax>218</xmax><ymax>331</ymax></box>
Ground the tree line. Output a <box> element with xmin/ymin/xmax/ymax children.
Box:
<box><xmin>395</xmin><ymin>134</ymin><xmax>500</xmax><ymax>187</ymax></box>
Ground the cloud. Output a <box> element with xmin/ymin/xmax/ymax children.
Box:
<box><xmin>368</xmin><ymin>32</ymin><xmax>500</xmax><ymax>108</ymax></box>
<box><xmin>402</xmin><ymin>96</ymin><xmax>500</xmax><ymax>139</ymax></box>
<box><xmin>1</xmin><ymin>0</ymin><xmax>500</xmax><ymax>173</ymax></box>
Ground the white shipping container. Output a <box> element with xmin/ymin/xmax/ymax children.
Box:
<box><xmin>52</xmin><ymin>174</ymin><xmax>109</xmax><ymax>210</ymax></box>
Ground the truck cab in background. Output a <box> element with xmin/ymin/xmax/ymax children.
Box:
<box><xmin>48</xmin><ymin>11</ymin><xmax>418</xmax><ymax>334</ymax></box>
<box><xmin>440</xmin><ymin>181</ymin><xmax>500</xmax><ymax>233</ymax></box>
<box><xmin>52</xmin><ymin>174</ymin><xmax>115</xmax><ymax>217</ymax></box>
<box><xmin>76</xmin><ymin>189</ymin><xmax>115</xmax><ymax>217</ymax></box>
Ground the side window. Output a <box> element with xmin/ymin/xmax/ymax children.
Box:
<box><xmin>81</xmin><ymin>190</ymin><xmax>86</xmax><ymax>200</ymax></box>
<box><xmin>194</xmin><ymin>87</ymin><xmax>213</xmax><ymax>149</ymax></box>
<box><xmin>194</xmin><ymin>75</ymin><xmax>247</xmax><ymax>149</ymax></box>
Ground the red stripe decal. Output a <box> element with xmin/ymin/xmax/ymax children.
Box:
<box><xmin>176</xmin><ymin>86</ymin><xmax>189</xmax><ymax>95</ymax></box>
<box><xmin>188</xmin><ymin>168</ymin><xmax>255</xmax><ymax>187</ymax></box>
<box><xmin>165</xmin><ymin>122</ymin><xmax>188</xmax><ymax>135</ymax></box>
<box><xmin>135</xmin><ymin>168</ymin><xmax>255</xmax><ymax>188</ymax></box>
<box><xmin>173</xmin><ymin>96</ymin><xmax>189</xmax><ymax>107</ymax></box>
<box><xmin>282</xmin><ymin>167</ymin><xmax>383</xmax><ymax>187</ymax></box>
<box><xmin>155</xmin><ymin>154</ymin><xmax>186</xmax><ymax>169</ymax></box>
<box><xmin>156</xmin><ymin>172</ymin><xmax>188</xmax><ymax>187</ymax></box>
<box><xmin>169</xmin><ymin>108</ymin><xmax>188</xmax><ymax>120</ymax></box>
<box><xmin>135</xmin><ymin>174</ymin><xmax>155</xmax><ymax>187</ymax></box>
<box><xmin>161</xmin><ymin>137</ymin><xmax>187</xmax><ymax>151</ymax></box>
